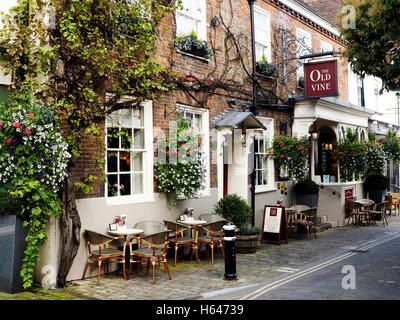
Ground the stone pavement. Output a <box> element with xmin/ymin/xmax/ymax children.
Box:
<box><xmin>65</xmin><ymin>216</ymin><xmax>400</xmax><ymax>300</ymax></box>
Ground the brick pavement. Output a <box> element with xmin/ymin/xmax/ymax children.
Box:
<box><xmin>66</xmin><ymin>216</ymin><xmax>400</xmax><ymax>300</ymax></box>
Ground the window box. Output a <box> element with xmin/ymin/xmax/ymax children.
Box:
<box><xmin>256</xmin><ymin>61</ymin><xmax>278</xmax><ymax>78</ymax></box>
<box><xmin>176</xmin><ymin>34</ymin><xmax>212</xmax><ymax>60</ymax></box>
<box><xmin>298</xmin><ymin>76</ymin><xmax>305</xmax><ymax>89</ymax></box>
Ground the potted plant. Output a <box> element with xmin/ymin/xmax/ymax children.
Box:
<box><xmin>214</xmin><ymin>194</ymin><xmax>260</xmax><ymax>254</ymax></box>
<box><xmin>364</xmin><ymin>175</ymin><xmax>389</xmax><ymax>203</ymax></box>
<box><xmin>298</xmin><ymin>75</ymin><xmax>305</xmax><ymax>88</ymax></box>
<box><xmin>294</xmin><ymin>178</ymin><xmax>320</xmax><ymax>208</ymax></box>
<box><xmin>256</xmin><ymin>55</ymin><xmax>279</xmax><ymax>78</ymax></box>
<box><xmin>0</xmin><ymin>183</ymin><xmax>26</xmax><ymax>294</ymax></box>
<box><xmin>176</xmin><ymin>31</ymin><xmax>212</xmax><ymax>59</ymax></box>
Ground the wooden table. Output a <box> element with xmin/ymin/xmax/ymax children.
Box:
<box><xmin>353</xmin><ymin>200</ymin><xmax>374</xmax><ymax>225</ymax></box>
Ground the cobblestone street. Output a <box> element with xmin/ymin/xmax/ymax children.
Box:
<box><xmin>63</xmin><ymin>216</ymin><xmax>400</xmax><ymax>300</ymax></box>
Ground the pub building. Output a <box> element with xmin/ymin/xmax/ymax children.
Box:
<box><xmin>292</xmin><ymin>57</ymin><xmax>374</xmax><ymax>227</ymax></box>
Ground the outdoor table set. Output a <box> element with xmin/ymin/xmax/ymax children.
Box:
<box><xmin>81</xmin><ymin>213</ymin><xmax>226</xmax><ymax>285</ymax></box>
<box><xmin>285</xmin><ymin>205</ymin><xmax>317</xmax><ymax>240</ymax></box>
<box><xmin>346</xmin><ymin>198</ymin><xmax>389</xmax><ymax>227</ymax></box>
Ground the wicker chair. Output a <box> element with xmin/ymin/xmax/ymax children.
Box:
<box><xmin>82</xmin><ymin>230</ymin><xmax>126</xmax><ymax>284</ymax></box>
<box><xmin>295</xmin><ymin>207</ymin><xmax>318</xmax><ymax>240</ymax></box>
<box><xmin>164</xmin><ymin>220</ymin><xmax>199</xmax><ymax>266</ymax></box>
<box><xmin>128</xmin><ymin>230</ymin><xmax>171</xmax><ymax>284</ymax></box>
<box><xmin>369</xmin><ymin>201</ymin><xmax>389</xmax><ymax>226</ymax></box>
<box><xmin>347</xmin><ymin>201</ymin><xmax>364</xmax><ymax>225</ymax></box>
<box><xmin>133</xmin><ymin>220</ymin><xmax>166</xmax><ymax>236</ymax></box>
<box><xmin>197</xmin><ymin>220</ymin><xmax>226</xmax><ymax>264</ymax></box>
<box><xmin>384</xmin><ymin>195</ymin><xmax>398</xmax><ymax>216</ymax></box>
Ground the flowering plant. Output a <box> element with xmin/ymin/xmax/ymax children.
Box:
<box><xmin>269</xmin><ymin>134</ymin><xmax>309</xmax><ymax>181</ymax></box>
<box><xmin>0</xmin><ymin>97</ymin><xmax>71</xmax><ymax>288</ymax></box>
<box><xmin>256</xmin><ymin>55</ymin><xmax>279</xmax><ymax>78</ymax></box>
<box><xmin>378</xmin><ymin>131</ymin><xmax>400</xmax><ymax>165</ymax></box>
<box><xmin>155</xmin><ymin>115</ymin><xmax>206</xmax><ymax>206</ymax></box>
<box><xmin>333</xmin><ymin>129</ymin><xmax>366</xmax><ymax>182</ymax></box>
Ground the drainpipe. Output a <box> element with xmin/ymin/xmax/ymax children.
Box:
<box><xmin>248</xmin><ymin>0</ymin><xmax>257</xmax><ymax>226</ymax></box>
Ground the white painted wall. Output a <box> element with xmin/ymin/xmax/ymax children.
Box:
<box><xmin>348</xmin><ymin>65</ymin><xmax>400</xmax><ymax>126</ymax></box>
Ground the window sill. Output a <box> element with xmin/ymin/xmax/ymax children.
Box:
<box><xmin>176</xmin><ymin>49</ymin><xmax>210</xmax><ymax>63</ymax></box>
<box><xmin>106</xmin><ymin>194</ymin><xmax>155</xmax><ymax>206</ymax></box>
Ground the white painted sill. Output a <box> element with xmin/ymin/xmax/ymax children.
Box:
<box><xmin>106</xmin><ymin>194</ymin><xmax>155</xmax><ymax>206</ymax></box>
<box><xmin>176</xmin><ymin>48</ymin><xmax>210</xmax><ymax>63</ymax></box>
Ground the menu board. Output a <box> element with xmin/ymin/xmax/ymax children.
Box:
<box><xmin>261</xmin><ymin>205</ymin><xmax>288</xmax><ymax>245</ymax></box>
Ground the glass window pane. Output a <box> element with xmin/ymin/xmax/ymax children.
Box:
<box><xmin>121</xmin><ymin>128</ymin><xmax>132</xmax><ymax>149</ymax></box>
<box><xmin>121</xmin><ymin>109</ymin><xmax>133</xmax><ymax>127</ymax></box>
<box><xmin>134</xmin><ymin>129</ymin><xmax>144</xmax><ymax>149</ymax></box>
<box><xmin>194</xmin><ymin>114</ymin><xmax>202</xmax><ymax>131</ymax></box>
<box><xmin>108</xmin><ymin>111</ymin><xmax>120</xmax><ymax>127</ymax></box>
<box><xmin>107</xmin><ymin>174</ymin><xmax>118</xmax><ymax>197</ymax></box>
<box><xmin>107</xmin><ymin>128</ymin><xmax>119</xmax><ymax>149</ymax></box>
<box><xmin>260</xmin><ymin>139</ymin><xmax>265</xmax><ymax>154</ymax></box>
<box><xmin>133</xmin><ymin>107</ymin><xmax>143</xmax><ymax>127</ymax></box>
<box><xmin>262</xmin><ymin>155</ymin><xmax>268</xmax><ymax>170</ymax></box>
<box><xmin>254</xmin><ymin>139</ymin><xmax>259</xmax><ymax>153</ymax></box>
<box><xmin>262</xmin><ymin>170</ymin><xmax>268</xmax><ymax>185</ymax></box>
<box><xmin>257</xmin><ymin>170</ymin><xmax>262</xmax><ymax>186</ymax></box>
<box><xmin>119</xmin><ymin>151</ymin><xmax>131</xmax><ymax>172</ymax></box>
<box><xmin>107</xmin><ymin>151</ymin><xmax>118</xmax><ymax>173</ymax></box>
<box><xmin>120</xmin><ymin>174</ymin><xmax>131</xmax><ymax>196</ymax></box>
<box><xmin>133</xmin><ymin>152</ymin><xmax>143</xmax><ymax>172</ymax></box>
<box><xmin>133</xmin><ymin>173</ymin><xmax>143</xmax><ymax>194</ymax></box>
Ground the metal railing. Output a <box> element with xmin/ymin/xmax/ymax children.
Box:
<box><xmin>318</xmin><ymin>184</ymin><xmax>341</xmax><ymax>198</ymax></box>
<box><xmin>390</xmin><ymin>184</ymin><xmax>400</xmax><ymax>192</ymax></box>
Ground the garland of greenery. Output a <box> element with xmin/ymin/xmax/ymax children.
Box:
<box><xmin>0</xmin><ymin>96</ymin><xmax>70</xmax><ymax>288</ymax></box>
<box><xmin>155</xmin><ymin>115</ymin><xmax>205</xmax><ymax>206</ymax></box>
<box><xmin>378</xmin><ymin>131</ymin><xmax>400</xmax><ymax>166</ymax></box>
<box><xmin>269</xmin><ymin>134</ymin><xmax>309</xmax><ymax>181</ymax></box>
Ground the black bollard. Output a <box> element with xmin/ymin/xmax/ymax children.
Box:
<box><xmin>223</xmin><ymin>222</ymin><xmax>237</xmax><ymax>280</ymax></box>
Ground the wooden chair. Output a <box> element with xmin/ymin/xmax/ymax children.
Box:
<box><xmin>163</xmin><ymin>220</ymin><xmax>199</xmax><ymax>266</ymax></box>
<box><xmin>369</xmin><ymin>201</ymin><xmax>389</xmax><ymax>226</ymax></box>
<box><xmin>197</xmin><ymin>220</ymin><xmax>226</xmax><ymax>264</ymax></box>
<box><xmin>385</xmin><ymin>194</ymin><xmax>399</xmax><ymax>216</ymax></box>
<box><xmin>347</xmin><ymin>201</ymin><xmax>364</xmax><ymax>225</ymax></box>
<box><xmin>128</xmin><ymin>230</ymin><xmax>171</xmax><ymax>284</ymax></box>
<box><xmin>82</xmin><ymin>230</ymin><xmax>126</xmax><ymax>284</ymax></box>
<box><xmin>295</xmin><ymin>207</ymin><xmax>317</xmax><ymax>240</ymax></box>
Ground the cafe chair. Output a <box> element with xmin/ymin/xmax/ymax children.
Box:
<box><xmin>197</xmin><ymin>220</ymin><xmax>226</xmax><ymax>264</ymax></box>
<box><xmin>82</xmin><ymin>230</ymin><xmax>127</xmax><ymax>284</ymax></box>
<box><xmin>384</xmin><ymin>195</ymin><xmax>398</xmax><ymax>216</ymax></box>
<box><xmin>128</xmin><ymin>230</ymin><xmax>171</xmax><ymax>284</ymax></box>
<box><xmin>133</xmin><ymin>220</ymin><xmax>166</xmax><ymax>236</ymax></box>
<box><xmin>347</xmin><ymin>201</ymin><xmax>364</xmax><ymax>225</ymax></box>
<box><xmin>164</xmin><ymin>220</ymin><xmax>199</xmax><ymax>266</ymax></box>
<box><xmin>296</xmin><ymin>207</ymin><xmax>318</xmax><ymax>240</ymax></box>
<box><xmin>369</xmin><ymin>201</ymin><xmax>389</xmax><ymax>227</ymax></box>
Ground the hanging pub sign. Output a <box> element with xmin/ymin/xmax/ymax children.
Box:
<box><xmin>304</xmin><ymin>60</ymin><xmax>338</xmax><ymax>98</ymax></box>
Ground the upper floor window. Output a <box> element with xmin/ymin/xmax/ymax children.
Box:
<box><xmin>357</xmin><ymin>76</ymin><xmax>365</xmax><ymax>107</ymax></box>
<box><xmin>105</xmin><ymin>101</ymin><xmax>154</xmax><ymax>203</ymax></box>
<box><xmin>373</xmin><ymin>80</ymin><xmax>380</xmax><ymax>108</ymax></box>
<box><xmin>296</xmin><ymin>29</ymin><xmax>312</xmax><ymax>80</ymax></box>
<box><xmin>176</xmin><ymin>0</ymin><xmax>207</xmax><ymax>40</ymax></box>
<box><xmin>254</xmin><ymin>6</ymin><xmax>271</xmax><ymax>62</ymax></box>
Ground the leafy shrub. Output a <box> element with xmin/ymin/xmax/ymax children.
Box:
<box><xmin>256</xmin><ymin>61</ymin><xmax>278</xmax><ymax>78</ymax></box>
<box><xmin>364</xmin><ymin>175</ymin><xmax>389</xmax><ymax>191</ymax></box>
<box><xmin>214</xmin><ymin>194</ymin><xmax>252</xmax><ymax>233</ymax></box>
<box><xmin>0</xmin><ymin>183</ymin><xmax>21</xmax><ymax>215</ymax></box>
<box><xmin>294</xmin><ymin>178</ymin><xmax>319</xmax><ymax>195</ymax></box>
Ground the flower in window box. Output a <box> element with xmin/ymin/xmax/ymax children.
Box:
<box><xmin>256</xmin><ymin>56</ymin><xmax>279</xmax><ymax>78</ymax></box>
<box><xmin>298</xmin><ymin>75</ymin><xmax>305</xmax><ymax>88</ymax></box>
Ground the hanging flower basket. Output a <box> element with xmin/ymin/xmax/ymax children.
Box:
<box><xmin>256</xmin><ymin>60</ymin><xmax>279</xmax><ymax>78</ymax></box>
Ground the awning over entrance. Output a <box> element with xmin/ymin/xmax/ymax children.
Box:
<box><xmin>212</xmin><ymin>110</ymin><xmax>266</xmax><ymax>130</ymax></box>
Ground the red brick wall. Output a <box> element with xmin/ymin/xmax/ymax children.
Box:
<box><xmin>73</xmin><ymin>0</ymin><xmax>349</xmax><ymax>198</ymax></box>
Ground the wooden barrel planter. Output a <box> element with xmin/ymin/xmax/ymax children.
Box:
<box><xmin>235</xmin><ymin>234</ymin><xmax>258</xmax><ymax>254</ymax></box>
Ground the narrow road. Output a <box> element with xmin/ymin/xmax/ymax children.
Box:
<box><xmin>207</xmin><ymin>232</ymin><xmax>400</xmax><ymax>300</ymax></box>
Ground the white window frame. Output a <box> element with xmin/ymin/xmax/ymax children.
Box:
<box><xmin>296</xmin><ymin>28</ymin><xmax>312</xmax><ymax>80</ymax></box>
<box><xmin>105</xmin><ymin>100</ymin><xmax>154</xmax><ymax>205</ymax></box>
<box><xmin>320</xmin><ymin>40</ymin><xmax>333</xmax><ymax>53</ymax></box>
<box><xmin>255</xmin><ymin>117</ymin><xmax>275</xmax><ymax>193</ymax></box>
<box><xmin>176</xmin><ymin>0</ymin><xmax>207</xmax><ymax>40</ymax></box>
<box><xmin>254</xmin><ymin>6</ymin><xmax>271</xmax><ymax>62</ymax></box>
<box><xmin>176</xmin><ymin>104</ymin><xmax>210</xmax><ymax>197</ymax></box>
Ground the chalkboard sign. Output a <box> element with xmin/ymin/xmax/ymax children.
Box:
<box><xmin>260</xmin><ymin>205</ymin><xmax>288</xmax><ymax>245</ymax></box>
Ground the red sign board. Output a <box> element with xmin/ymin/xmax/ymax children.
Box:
<box><xmin>304</xmin><ymin>60</ymin><xmax>338</xmax><ymax>98</ymax></box>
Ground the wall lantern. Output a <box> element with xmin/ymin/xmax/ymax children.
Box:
<box><xmin>310</xmin><ymin>125</ymin><xmax>319</xmax><ymax>140</ymax></box>
<box><xmin>241</xmin><ymin>128</ymin><xmax>247</xmax><ymax>147</ymax></box>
